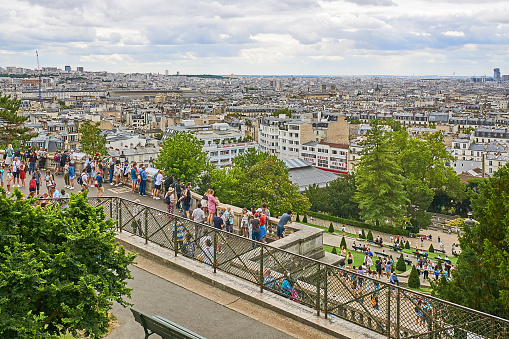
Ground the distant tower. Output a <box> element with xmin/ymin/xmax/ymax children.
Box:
<box><xmin>494</xmin><ymin>68</ymin><xmax>501</xmax><ymax>81</ymax></box>
<box><xmin>165</xmin><ymin>70</ymin><xmax>169</xmax><ymax>76</ymax></box>
<box><xmin>77</xmin><ymin>67</ymin><xmax>84</xmax><ymax>72</ymax></box>
<box><xmin>176</xmin><ymin>71</ymin><xmax>180</xmax><ymax>76</ymax></box>
<box><xmin>64</xmin><ymin>65</ymin><xmax>71</xmax><ymax>72</ymax></box>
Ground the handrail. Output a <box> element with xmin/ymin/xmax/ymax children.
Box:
<box><xmin>43</xmin><ymin>195</ymin><xmax>509</xmax><ymax>338</ymax></box>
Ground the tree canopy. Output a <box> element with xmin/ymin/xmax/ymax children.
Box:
<box><xmin>431</xmin><ymin>165</ymin><xmax>509</xmax><ymax>319</ymax></box>
<box><xmin>78</xmin><ymin>121</ymin><xmax>107</xmax><ymax>156</ymax></box>
<box><xmin>154</xmin><ymin>131</ymin><xmax>208</xmax><ymax>183</ymax></box>
<box><xmin>354</xmin><ymin>120</ymin><xmax>409</xmax><ymax>227</ymax></box>
<box><xmin>0</xmin><ymin>94</ymin><xmax>32</xmax><ymax>148</ymax></box>
<box><xmin>0</xmin><ymin>190</ymin><xmax>136</xmax><ymax>338</ymax></box>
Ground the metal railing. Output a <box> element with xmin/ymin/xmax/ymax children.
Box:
<box><xmin>82</xmin><ymin>196</ymin><xmax>508</xmax><ymax>339</ymax></box>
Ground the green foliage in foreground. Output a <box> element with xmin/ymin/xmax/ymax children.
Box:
<box><xmin>0</xmin><ymin>190</ymin><xmax>136</xmax><ymax>338</ymax></box>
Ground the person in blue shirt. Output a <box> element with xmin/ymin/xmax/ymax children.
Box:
<box><xmin>139</xmin><ymin>165</ymin><xmax>148</xmax><ymax>196</ymax></box>
<box><xmin>96</xmin><ymin>172</ymin><xmax>104</xmax><ymax>197</ymax></box>
<box><xmin>389</xmin><ymin>271</ymin><xmax>399</xmax><ymax>286</ymax></box>
<box><xmin>276</xmin><ymin>210</ymin><xmax>293</xmax><ymax>240</ymax></box>
<box><xmin>68</xmin><ymin>162</ymin><xmax>75</xmax><ymax>190</ymax></box>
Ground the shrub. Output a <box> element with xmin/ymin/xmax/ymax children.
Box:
<box><xmin>303</xmin><ymin>214</ymin><xmax>308</xmax><ymax>223</ymax></box>
<box><xmin>296</xmin><ymin>214</ymin><xmax>300</xmax><ymax>222</ymax></box>
<box><xmin>396</xmin><ymin>254</ymin><xmax>406</xmax><ymax>272</ymax></box>
<box><xmin>361</xmin><ymin>229</ymin><xmax>366</xmax><ymax>239</ymax></box>
<box><xmin>405</xmin><ymin>240</ymin><xmax>410</xmax><ymax>249</ymax></box>
<box><xmin>408</xmin><ymin>265</ymin><xmax>421</xmax><ymax>288</ymax></box>
<box><xmin>328</xmin><ymin>222</ymin><xmax>335</xmax><ymax>233</ymax></box>
<box><xmin>331</xmin><ymin>246</ymin><xmax>338</xmax><ymax>255</ymax></box>
<box><xmin>367</xmin><ymin>230</ymin><xmax>374</xmax><ymax>241</ymax></box>
<box><xmin>436</xmin><ymin>258</ymin><xmax>442</xmax><ymax>271</ymax></box>
<box><xmin>340</xmin><ymin>237</ymin><xmax>347</xmax><ymax>250</ymax></box>
<box><xmin>428</xmin><ymin>244</ymin><xmax>435</xmax><ymax>253</ymax></box>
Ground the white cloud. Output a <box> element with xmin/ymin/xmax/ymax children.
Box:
<box><xmin>441</xmin><ymin>31</ymin><xmax>466</xmax><ymax>37</ymax></box>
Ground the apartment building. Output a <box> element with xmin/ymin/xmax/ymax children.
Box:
<box><xmin>301</xmin><ymin>141</ymin><xmax>349</xmax><ymax>174</ymax></box>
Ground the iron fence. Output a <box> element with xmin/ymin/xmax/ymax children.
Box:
<box><xmin>82</xmin><ymin>197</ymin><xmax>509</xmax><ymax>339</ymax></box>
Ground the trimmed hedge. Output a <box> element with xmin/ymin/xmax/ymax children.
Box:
<box><xmin>340</xmin><ymin>236</ymin><xmax>347</xmax><ymax>250</ymax></box>
<box><xmin>306</xmin><ymin>211</ymin><xmax>410</xmax><ymax>236</ymax></box>
<box><xmin>396</xmin><ymin>254</ymin><xmax>406</xmax><ymax>272</ymax></box>
<box><xmin>328</xmin><ymin>222</ymin><xmax>335</xmax><ymax>233</ymax></box>
<box><xmin>408</xmin><ymin>266</ymin><xmax>421</xmax><ymax>288</ymax></box>
<box><xmin>429</xmin><ymin>244</ymin><xmax>435</xmax><ymax>253</ymax></box>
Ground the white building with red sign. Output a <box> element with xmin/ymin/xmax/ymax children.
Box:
<box><xmin>300</xmin><ymin>141</ymin><xmax>349</xmax><ymax>174</ymax></box>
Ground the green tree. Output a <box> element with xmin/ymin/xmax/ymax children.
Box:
<box><xmin>304</xmin><ymin>183</ymin><xmax>328</xmax><ymax>212</ymax></box>
<box><xmin>432</xmin><ymin>165</ymin><xmax>509</xmax><ymax>318</ymax></box>
<box><xmin>0</xmin><ymin>94</ymin><xmax>32</xmax><ymax>147</ymax></box>
<box><xmin>396</xmin><ymin>254</ymin><xmax>406</xmax><ymax>272</ymax></box>
<box><xmin>428</xmin><ymin>244</ymin><xmax>435</xmax><ymax>253</ymax></box>
<box><xmin>405</xmin><ymin>240</ymin><xmax>410</xmax><ymax>249</ymax></box>
<box><xmin>296</xmin><ymin>215</ymin><xmax>300</xmax><ymax>222</ymax></box>
<box><xmin>331</xmin><ymin>246</ymin><xmax>338</xmax><ymax>255</ymax></box>
<box><xmin>408</xmin><ymin>266</ymin><xmax>421</xmax><ymax>288</ymax></box>
<box><xmin>154</xmin><ymin>131</ymin><xmax>208</xmax><ymax>183</ymax></box>
<box><xmin>340</xmin><ymin>236</ymin><xmax>347</xmax><ymax>250</ymax></box>
<box><xmin>303</xmin><ymin>214</ymin><xmax>308</xmax><ymax>223</ymax></box>
<box><xmin>361</xmin><ymin>229</ymin><xmax>366</xmax><ymax>239</ymax></box>
<box><xmin>271</xmin><ymin>108</ymin><xmax>295</xmax><ymax>117</ymax></box>
<box><xmin>233</xmin><ymin>148</ymin><xmax>270</xmax><ymax>170</ymax></box>
<box><xmin>0</xmin><ymin>191</ymin><xmax>136</xmax><ymax>338</ymax></box>
<box><xmin>78</xmin><ymin>121</ymin><xmax>107</xmax><ymax>156</ymax></box>
<box><xmin>355</xmin><ymin>120</ymin><xmax>408</xmax><ymax>227</ymax></box>
<box><xmin>323</xmin><ymin>174</ymin><xmax>360</xmax><ymax>220</ymax></box>
<box><xmin>328</xmin><ymin>222</ymin><xmax>335</xmax><ymax>233</ymax></box>
<box><xmin>367</xmin><ymin>230</ymin><xmax>374</xmax><ymax>241</ymax></box>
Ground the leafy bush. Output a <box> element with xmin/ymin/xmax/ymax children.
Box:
<box><xmin>331</xmin><ymin>246</ymin><xmax>338</xmax><ymax>255</ymax></box>
<box><xmin>367</xmin><ymin>230</ymin><xmax>374</xmax><ymax>241</ymax></box>
<box><xmin>429</xmin><ymin>244</ymin><xmax>435</xmax><ymax>253</ymax></box>
<box><xmin>436</xmin><ymin>258</ymin><xmax>442</xmax><ymax>271</ymax></box>
<box><xmin>361</xmin><ymin>229</ymin><xmax>366</xmax><ymax>239</ymax></box>
<box><xmin>328</xmin><ymin>222</ymin><xmax>335</xmax><ymax>233</ymax></box>
<box><xmin>396</xmin><ymin>254</ymin><xmax>407</xmax><ymax>272</ymax></box>
<box><xmin>296</xmin><ymin>214</ymin><xmax>300</xmax><ymax>222</ymax></box>
<box><xmin>405</xmin><ymin>240</ymin><xmax>410</xmax><ymax>249</ymax></box>
<box><xmin>306</xmin><ymin>210</ymin><xmax>409</xmax><ymax>236</ymax></box>
<box><xmin>340</xmin><ymin>237</ymin><xmax>347</xmax><ymax>250</ymax></box>
<box><xmin>408</xmin><ymin>266</ymin><xmax>421</xmax><ymax>288</ymax></box>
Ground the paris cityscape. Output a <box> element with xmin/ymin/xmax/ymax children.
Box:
<box><xmin>1</xmin><ymin>0</ymin><xmax>509</xmax><ymax>338</ymax></box>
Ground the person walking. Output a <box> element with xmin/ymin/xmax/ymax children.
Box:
<box><xmin>139</xmin><ymin>165</ymin><xmax>147</xmax><ymax>196</ymax></box>
<box><xmin>28</xmin><ymin>150</ymin><xmax>37</xmax><ymax>175</ymax></box>
<box><xmin>108</xmin><ymin>157</ymin><xmax>116</xmax><ymax>184</ymax></box>
<box><xmin>96</xmin><ymin>171</ymin><xmax>104</xmax><ymax>197</ymax></box>
<box><xmin>4</xmin><ymin>144</ymin><xmax>14</xmax><ymax>166</ymax></box>
<box><xmin>12</xmin><ymin>156</ymin><xmax>20</xmax><ymax>187</ymax></box>
<box><xmin>164</xmin><ymin>187</ymin><xmax>176</xmax><ymax>215</ymax></box>
<box><xmin>19</xmin><ymin>160</ymin><xmax>26</xmax><ymax>188</ymax></box>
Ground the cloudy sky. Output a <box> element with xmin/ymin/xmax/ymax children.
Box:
<box><xmin>1</xmin><ymin>0</ymin><xmax>508</xmax><ymax>75</ymax></box>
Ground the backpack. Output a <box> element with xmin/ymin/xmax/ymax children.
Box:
<box><xmin>164</xmin><ymin>193</ymin><xmax>172</xmax><ymax>205</ymax></box>
<box><xmin>54</xmin><ymin>154</ymin><xmax>59</xmax><ymax>161</ymax></box>
<box><xmin>29</xmin><ymin>179</ymin><xmax>37</xmax><ymax>189</ymax></box>
<box><xmin>77</xmin><ymin>176</ymin><xmax>83</xmax><ymax>186</ymax></box>
<box><xmin>86</xmin><ymin>163</ymin><xmax>91</xmax><ymax>173</ymax></box>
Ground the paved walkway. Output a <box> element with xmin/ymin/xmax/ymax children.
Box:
<box><xmin>107</xmin><ymin>265</ymin><xmax>297</xmax><ymax>339</ymax></box>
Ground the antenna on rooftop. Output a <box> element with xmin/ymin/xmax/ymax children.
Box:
<box><xmin>36</xmin><ymin>51</ymin><xmax>42</xmax><ymax>103</ymax></box>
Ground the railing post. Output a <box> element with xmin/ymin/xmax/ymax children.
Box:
<box><xmin>118</xmin><ymin>199</ymin><xmax>122</xmax><ymax>232</ymax></box>
<box><xmin>387</xmin><ymin>286</ymin><xmax>391</xmax><ymax>338</ymax></box>
<box><xmin>259</xmin><ymin>245</ymin><xmax>264</xmax><ymax>293</ymax></box>
<box><xmin>144</xmin><ymin>207</ymin><xmax>148</xmax><ymax>244</ymax></box>
<box><xmin>324</xmin><ymin>266</ymin><xmax>328</xmax><ymax>319</ymax></box>
<box><xmin>109</xmin><ymin>198</ymin><xmax>112</xmax><ymax>220</ymax></box>
<box><xmin>316</xmin><ymin>264</ymin><xmax>321</xmax><ymax>317</ymax></box>
<box><xmin>174</xmin><ymin>220</ymin><xmax>178</xmax><ymax>257</ymax></box>
<box><xmin>213</xmin><ymin>230</ymin><xmax>217</xmax><ymax>274</ymax></box>
<box><xmin>396</xmin><ymin>288</ymin><xmax>400</xmax><ymax>339</ymax></box>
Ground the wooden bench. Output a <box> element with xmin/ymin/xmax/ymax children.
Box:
<box><xmin>435</xmin><ymin>248</ymin><xmax>446</xmax><ymax>254</ymax></box>
<box><xmin>374</xmin><ymin>252</ymin><xmax>388</xmax><ymax>258</ymax></box>
<box><xmin>413</xmin><ymin>252</ymin><xmax>428</xmax><ymax>258</ymax></box>
<box><xmin>352</xmin><ymin>245</ymin><xmax>365</xmax><ymax>252</ymax></box>
<box><xmin>130</xmin><ymin>308</ymin><xmax>206</xmax><ymax>339</ymax></box>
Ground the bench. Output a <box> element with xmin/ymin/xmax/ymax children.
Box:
<box><xmin>389</xmin><ymin>245</ymin><xmax>402</xmax><ymax>252</ymax></box>
<box><xmin>435</xmin><ymin>248</ymin><xmax>446</xmax><ymax>254</ymax></box>
<box><xmin>130</xmin><ymin>307</ymin><xmax>206</xmax><ymax>339</ymax></box>
<box><xmin>352</xmin><ymin>245</ymin><xmax>365</xmax><ymax>252</ymax></box>
<box><xmin>374</xmin><ymin>252</ymin><xmax>388</xmax><ymax>258</ymax></box>
<box><xmin>413</xmin><ymin>252</ymin><xmax>428</xmax><ymax>258</ymax></box>
<box><xmin>404</xmin><ymin>258</ymin><xmax>413</xmax><ymax>266</ymax></box>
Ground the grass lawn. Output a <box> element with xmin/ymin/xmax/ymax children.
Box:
<box><xmin>406</xmin><ymin>286</ymin><xmax>432</xmax><ymax>294</ymax></box>
<box><xmin>323</xmin><ymin>245</ymin><xmax>411</xmax><ymax>272</ymax></box>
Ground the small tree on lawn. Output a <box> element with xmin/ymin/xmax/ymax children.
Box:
<box><xmin>405</xmin><ymin>240</ymin><xmax>411</xmax><ymax>249</ymax></box>
<box><xmin>331</xmin><ymin>246</ymin><xmax>338</xmax><ymax>255</ymax></box>
<box><xmin>328</xmin><ymin>222</ymin><xmax>335</xmax><ymax>233</ymax></box>
<box><xmin>436</xmin><ymin>258</ymin><xmax>442</xmax><ymax>271</ymax></box>
<box><xmin>429</xmin><ymin>244</ymin><xmax>435</xmax><ymax>253</ymax></box>
<box><xmin>361</xmin><ymin>229</ymin><xmax>366</xmax><ymax>239</ymax></box>
<box><xmin>302</xmin><ymin>214</ymin><xmax>308</xmax><ymax>223</ymax></box>
<box><xmin>367</xmin><ymin>230</ymin><xmax>374</xmax><ymax>241</ymax></box>
<box><xmin>396</xmin><ymin>253</ymin><xmax>407</xmax><ymax>272</ymax></box>
<box><xmin>408</xmin><ymin>265</ymin><xmax>421</xmax><ymax>288</ymax></box>
<box><xmin>340</xmin><ymin>236</ymin><xmax>347</xmax><ymax>250</ymax></box>
<box><xmin>296</xmin><ymin>214</ymin><xmax>300</xmax><ymax>222</ymax></box>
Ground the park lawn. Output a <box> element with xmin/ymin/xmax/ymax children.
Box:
<box><xmin>406</xmin><ymin>286</ymin><xmax>432</xmax><ymax>294</ymax></box>
<box><xmin>401</xmin><ymin>248</ymin><xmax>458</xmax><ymax>265</ymax></box>
<box><xmin>300</xmin><ymin>221</ymin><xmax>359</xmax><ymax>239</ymax></box>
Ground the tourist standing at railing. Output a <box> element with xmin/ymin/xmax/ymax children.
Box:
<box><xmin>130</xmin><ymin>162</ymin><xmax>138</xmax><ymax>193</ymax></box>
<box><xmin>251</xmin><ymin>213</ymin><xmax>260</xmax><ymax>246</ymax></box>
<box><xmin>164</xmin><ymin>187</ymin><xmax>176</xmax><ymax>215</ymax></box>
<box><xmin>152</xmin><ymin>169</ymin><xmax>163</xmax><ymax>200</ymax></box>
<box><xmin>192</xmin><ymin>202</ymin><xmax>206</xmax><ymax>224</ymax></box>
<box><xmin>114</xmin><ymin>160</ymin><xmax>122</xmax><ymax>186</ymax></box>
<box><xmin>108</xmin><ymin>157</ymin><xmax>115</xmax><ymax>184</ymax></box>
<box><xmin>122</xmin><ymin>159</ymin><xmax>130</xmax><ymax>185</ymax></box>
<box><xmin>213</xmin><ymin>210</ymin><xmax>224</xmax><ymax>253</ymax></box>
<box><xmin>12</xmin><ymin>156</ymin><xmax>20</xmax><ymax>187</ymax></box>
<box><xmin>139</xmin><ymin>165</ymin><xmax>148</xmax><ymax>196</ymax></box>
<box><xmin>68</xmin><ymin>162</ymin><xmax>75</xmax><ymax>190</ymax></box>
<box><xmin>200</xmin><ymin>188</ymin><xmax>209</xmax><ymax>216</ymax></box>
<box><xmin>96</xmin><ymin>171</ymin><xmax>104</xmax><ymax>197</ymax></box>
<box><xmin>276</xmin><ymin>210</ymin><xmax>293</xmax><ymax>240</ymax></box>
<box><xmin>258</xmin><ymin>209</ymin><xmax>267</xmax><ymax>243</ymax></box>
<box><xmin>207</xmin><ymin>189</ymin><xmax>217</xmax><ymax>225</ymax></box>
<box><xmin>63</xmin><ymin>161</ymin><xmax>70</xmax><ymax>188</ymax></box>
<box><xmin>241</xmin><ymin>208</ymin><xmax>249</xmax><ymax>238</ymax></box>
<box><xmin>173</xmin><ymin>179</ymin><xmax>182</xmax><ymax>209</ymax></box>
<box><xmin>38</xmin><ymin>148</ymin><xmax>47</xmax><ymax>170</ymax></box>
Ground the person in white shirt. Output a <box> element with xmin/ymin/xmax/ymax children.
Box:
<box><xmin>192</xmin><ymin>203</ymin><xmax>207</xmax><ymax>238</ymax></box>
<box><xmin>152</xmin><ymin>169</ymin><xmax>164</xmax><ymax>199</ymax></box>
<box><xmin>12</xmin><ymin>157</ymin><xmax>21</xmax><ymax>187</ymax></box>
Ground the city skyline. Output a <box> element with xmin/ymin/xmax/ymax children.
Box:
<box><xmin>1</xmin><ymin>0</ymin><xmax>509</xmax><ymax>75</ymax></box>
